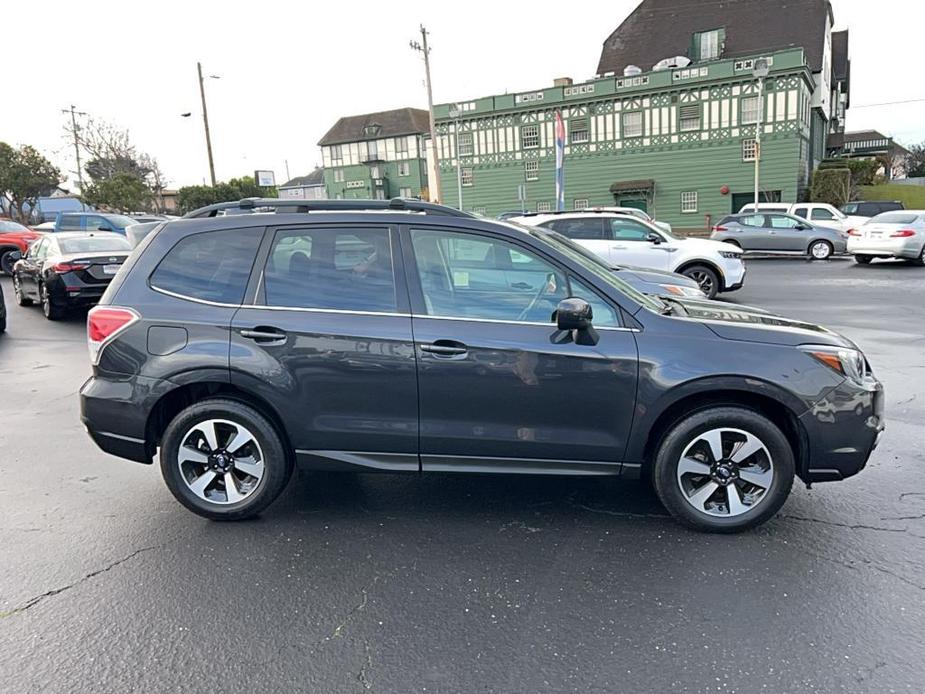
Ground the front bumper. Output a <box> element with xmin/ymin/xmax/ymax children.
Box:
<box><xmin>719</xmin><ymin>258</ymin><xmax>746</xmax><ymax>293</ymax></box>
<box><xmin>799</xmin><ymin>374</ymin><xmax>884</xmax><ymax>483</ymax></box>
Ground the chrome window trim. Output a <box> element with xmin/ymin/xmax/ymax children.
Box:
<box><xmin>241</xmin><ymin>304</ymin><xmax>409</xmax><ymax>318</ymax></box>
<box><xmin>412</xmin><ymin>314</ymin><xmax>639</xmax><ymax>332</ymax></box>
<box><xmin>150</xmin><ymin>285</ymin><xmax>242</xmax><ymax>308</ymax></box>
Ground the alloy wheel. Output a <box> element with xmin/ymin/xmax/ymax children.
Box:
<box><xmin>688</xmin><ymin>270</ymin><xmax>714</xmax><ymax>296</ymax></box>
<box><xmin>177</xmin><ymin>419</ymin><xmax>265</xmax><ymax>505</ymax></box>
<box><xmin>40</xmin><ymin>284</ymin><xmax>51</xmax><ymax>316</ymax></box>
<box><xmin>676</xmin><ymin>427</ymin><xmax>774</xmax><ymax>518</ymax></box>
<box><xmin>810</xmin><ymin>241</ymin><xmax>832</xmax><ymax>260</ymax></box>
<box><xmin>13</xmin><ymin>275</ymin><xmax>23</xmax><ymax>300</ymax></box>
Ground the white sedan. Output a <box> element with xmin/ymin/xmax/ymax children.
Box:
<box><xmin>847</xmin><ymin>211</ymin><xmax>925</xmax><ymax>265</ymax></box>
<box><xmin>510</xmin><ymin>211</ymin><xmax>745</xmax><ymax>299</ymax></box>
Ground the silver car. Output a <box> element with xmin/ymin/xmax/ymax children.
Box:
<box><xmin>847</xmin><ymin>210</ymin><xmax>925</xmax><ymax>265</ymax></box>
<box><xmin>711</xmin><ymin>213</ymin><xmax>848</xmax><ymax>260</ymax></box>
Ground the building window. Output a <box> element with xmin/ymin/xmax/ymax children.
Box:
<box><xmin>573</xmin><ymin>199</ymin><xmax>589</xmax><ymax>211</ymax></box>
<box><xmin>742</xmin><ymin>139</ymin><xmax>758</xmax><ymax>162</ymax></box>
<box><xmin>399</xmin><ymin>187</ymin><xmax>413</xmax><ymax>198</ymax></box>
<box><xmin>524</xmin><ymin>160</ymin><xmax>539</xmax><ymax>181</ymax></box>
<box><xmin>695</xmin><ymin>29</ymin><xmax>722</xmax><ymax>61</ymax></box>
<box><xmin>570</xmin><ymin>118</ymin><xmax>590</xmax><ymax>143</ymax></box>
<box><xmin>679</xmin><ymin>104</ymin><xmax>701</xmax><ymax>132</ymax></box>
<box><xmin>370</xmin><ymin>165</ymin><xmax>381</xmax><ymax>179</ymax></box>
<box><xmin>396</xmin><ymin>137</ymin><xmax>408</xmax><ymax>155</ymax></box>
<box><xmin>536</xmin><ymin>202</ymin><xmax>551</xmax><ymax>213</ymax></box>
<box><xmin>333</xmin><ymin>169</ymin><xmax>345</xmax><ymax>183</ymax></box>
<box><xmin>398</xmin><ymin>162</ymin><xmax>411</xmax><ymax>177</ymax></box>
<box><xmin>458</xmin><ymin>132</ymin><xmax>474</xmax><ymax>157</ymax></box>
<box><xmin>331</xmin><ymin>145</ymin><xmax>343</xmax><ymax>163</ymax></box>
<box><xmin>622</xmin><ymin>111</ymin><xmax>643</xmax><ymax>138</ymax></box>
<box><xmin>473</xmin><ymin>207</ymin><xmax>487</xmax><ymax>216</ymax></box>
<box><xmin>367</xmin><ymin>140</ymin><xmax>379</xmax><ymax>160</ymax></box>
<box><xmin>521</xmin><ymin>124</ymin><xmax>540</xmax><ymax>149</ymax></box>
<box><xmin>461</xmin><ymin>167</ymin><xmax>474</xmax><ymax>186</ymax></box>
<box><xmin>741</xmin><ymin>96</ymin><xmax>761</xmax><ymax>125</ymax></box>
<box><xmin>681</xmin><ymin>191</ymin><xmax>698</xmax><ymax>214</ymax></box>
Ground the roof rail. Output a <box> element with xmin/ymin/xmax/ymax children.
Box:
<box><xmin>514</xmin><ymin>209</ymin><xmax>634</xmax><ymax>218</ymax></box>
<box><xmin>183</xmin><ymin>197</ymin><xmax>475</xmax><ymax>219</ymax></box>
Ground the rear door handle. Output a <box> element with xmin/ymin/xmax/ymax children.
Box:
<box><xmin>610</xmin><ymin>244</ymin><xmax>627</xmax><ymax>250</ymax></box>
<box><xmin>240</xmin><ymin>327</ymin><xmax>287</xmax><ymax>343</ymax></box>
<box><xmin>420</xmin><ymin>340</ymin><xmax>468</xmax><ymax>357</ymax></box>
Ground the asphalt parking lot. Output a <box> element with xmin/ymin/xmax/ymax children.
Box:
<box><xmin>1</xmin><ymin>258</ymin><xmax>923</xmax><ymax>694</ymax></box>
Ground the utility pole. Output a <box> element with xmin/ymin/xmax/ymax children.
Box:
<box><xmin>197</xmin><ymin>61</ymin><xmax>217</xmax><ymax>186</ymax></box>
<box><xmin>410</xmin><ymin>25</ymin><xmax>442</xmax><ymax>202</ymax></box>
<box><xmin>62</xmin><ymin>105</ymin><xmax>86</xmax><ymax>192</ymax></box>
<box><xmin>752</xmin><ymin>58</ymin><xmax>770</xmax><ymax>211</ymax></box>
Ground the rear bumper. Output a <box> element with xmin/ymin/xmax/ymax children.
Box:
<box><xmin>848</xmin><ymin>238</ymin><xmax>922</xmax><ymax>258</ymax></box>
<box><xmin>799</xmin><ymin>375</ymin><xmax>885</xmax><ymax>483</ymax></box>
<box><xmin>80</xmin><ymin>373</ymin><xmax>160</xmax><ymax>464</ymax></box>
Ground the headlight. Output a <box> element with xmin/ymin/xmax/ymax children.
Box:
<box><xmin>719</xmin><ymin>251</ymin><xmax>742</xmax><ymax>260</ymax></box>
<box><xmin>802</xmin><ymin>345</ymin><xmax>869</xmax><ymax>382</ymax></box>
<box><xmin>659</xmin><ymin>284</ymin><xmax>707</xmax><ymax>298</ymax></box>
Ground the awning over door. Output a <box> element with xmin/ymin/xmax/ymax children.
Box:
<box><xmin>609</xmin><ymin>179</ymin><xmax>655</xmax><ymax>194</ymax></box>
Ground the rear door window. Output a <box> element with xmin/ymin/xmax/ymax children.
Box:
<box><xmin>546</xmin><ymin>218</ymin><xmax>605</xmax><ymax>240</ymax></box>
<box><xmin>150</xmin><ymin>228</ymin><xmax>262</xmax><ymax>304</ymax></box>
<box><xmin>58</xmin><ymin>215</ymin><xmax>83</xmax><ymax>231</ymax></box>
<box><xmin>263</xmin><ymin>227</ymin><xmax>396</xmax><ymax>312</ymax></box>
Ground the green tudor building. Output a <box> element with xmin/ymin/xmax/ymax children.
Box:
<box><xmin>319</xmin><ymin>107</ymin><xmax>431</xmax><ymax>201</ymax></box>
<box><xmin>434</xmin><ymin>0</ymin><xmax>850</xmax><ymax>231</ymax></box>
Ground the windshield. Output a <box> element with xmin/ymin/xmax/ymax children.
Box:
<box><xmin>0</xmin><ymin>221</ymin><xmax>28</xmax><ymax>232</ymax></box>
<box><xmin>104</xmin><ymin>215</ymin><xmax>137</xmax><ymax>228</ymax></box>
<box><xmin>59</xmin><ymin>236</ymin><xmax>132</xmax><ymax>253</ymax></box>
<box><xmin>505</xmin><ymin>222</ymin><xmax>664</xmax><ymax>313</ymax></box>
<box><xmin>870</xmin><ymin>212</ymin><xmax>920</xmax><ymax>225</ymax></box>
<box><xmin>841</xmin><ymin>203</ymin><xmax>858</xmax><ymax>214</ymax></box>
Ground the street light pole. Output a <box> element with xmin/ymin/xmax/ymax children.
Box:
<box><xmin>410</xmin><ymin>25</ymin><xmax>442</xmax><ymax>203</ymax></box>
<box><xmin>197</xmin><ymin>61</ymin><xmax>217</xmax><ymax>187</ymax></box>
<box><xmin>449</xmin><ymin>104</ymin><xmax>463</xmax><ymax>210</ymax></box>
<box><xmin>753</xmin><ymin>57</ymin><xmax>770</xmax><ymax>211</ymax></box>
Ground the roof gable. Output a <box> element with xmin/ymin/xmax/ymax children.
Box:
<box><xmin>318</xmin><ymin>107</ymin><xmax>430</xmax><ymax>146</ymax></box>
<box><xmin>597</xmin><ymin>0</ymin><xmax>834</xmax><ymax>77</ymax></box>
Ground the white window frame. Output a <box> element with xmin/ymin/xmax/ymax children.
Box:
<box><xmin>741</xmin><ymin>96</ymin><xmax>761</xmax><ymax>125</ymax></box>
<box><xmin>622</xmin><ymin>111</ymin><xmax>643</xmax><ymax>138</ymax></box>
<box><xmin>742</xmin><ymin>139</ymin><xmax>758</xmax><ymax>162</ymax></box>
<box><xmin>398</xmin><ymin>161</ymin><xmax>411</xmax><ymax>177</ymax></box>
<box><xmin>681</xmin><ymin>191</ymin><xmax>698</xmax><ymax>214</ymax></box>
<box><xmin>330</xmin><ymin>145</ymin><xmax>343</xmax><ymax>163</ymax></box>
<box><xmin>570</xmin><ymin>119</ymin><xmax>590</xmax><ymax>143</ymax></box>
<box><xmin>399</xmin><ymin>187</ymin><xmax>413</xmax><ymax>198</ymax></box>
<box><xmin>396</xmin><ymin>137</ymin><xmax>409</xmax><ymax>155</ymax></box>
<box><xmin>678</xmin><ymin>104</ymin><xmax>701</xmax><ymax>132</ymax></box>
<box><xmin>536</xmin><ymin>201</ymin><xmax>552</xmax><ymax>213</ymax></box>
<box><xmin>524</xmin><ymin>160</ymin><xmax>539</xmax><ymax>181</ymax></box>
<box><xmin>573</xmin><ymin>199</ymin><xmax>589</xmax><ymax>211</ymax></box>
<box><xmin>521</xmin><ymin>124</ymin><xmax>540</xmax><ymax>149</ymax></box>
<box><xmin>473</xmin><ymin>207</ymin><xmax>487</xmax><ymax>216</ymax></box>
<box><xmin>333</xmin><ymin>169</ymin><xmax>345</xmax><ymax>183</ymax></box>
<box><xmin>461</xmin><ymin>167</ymin><xmax>474</xmax><ymax>187</ymax></box>
<box><xmin>699</xmin><ymin>30</ymin><xmax>720</xmax><ymax>61</ymax></box>
<box><xmin>458</xmin><ymin>132</ymin><xmax>474</xmax><ymax>157</ymax></box>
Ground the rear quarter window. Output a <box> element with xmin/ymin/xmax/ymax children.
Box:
<box><xmin>870</xmin><ymin>212</ymin><xmax>919</xmax><ymax>224</ymax></box>
<box><xmin>150</xmin><ymin>228</ymin><xmax>262</xmax><ymax>304</ymax></box>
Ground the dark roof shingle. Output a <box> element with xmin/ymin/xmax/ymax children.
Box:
<box><xmin>318</xmin><ymin>107</ymin><xmax>430</xmax><ymax>146</ymax></box>
<box><xmin>281</xmin><ymin>167</ymin><xmax>325</xmax><ymax>188</ymax></box>
<box><xmin>597</xmin><ymin>0</ymin><xmax>834</xmax><ymax>77</ymax></box>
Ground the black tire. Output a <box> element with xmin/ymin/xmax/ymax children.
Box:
<box><xmin>854</xmin><ymin>254</ymin><xmax>873</xmax><ymax>265</ymax></box>
<box><xmin>652</xmin><ymin>406</ymin><xmax>795</xmax><ymax>533</ymax></box>
<box><xmin>160</xmin><ymin>398</ymin><xmax>293</xmax><ymax>520</ymax></box>
<box><xmin>808</xmin><ymin>240</ymin><xmax>833</xmax><ymax>261</ymax></box>
<box><xmin>680</xmin><ymin>264</ymin><xmax>720</xmax><ymax>299</ymax></box>
<box><xmin>0</xmin><ymin>250</ymin><xmax>17</xmax><ymax>276</ymax></box>
<box><xmin>911</xmin><ymin>246</ymin><xmax>925</xmax><ymax>267</ymax></box>
<box><xmin>40</xmin><ymin>283</ymin><xmax>66</xmax><ymax>320</ymax></box>
<box><xmin>13</xmin><ymin>274</ymin><xmax>32</xmax><ymax>306</ymax></box>
<box><xmin>0</xmin><ymin>314</ymin><xmax>5</xmax><ymax>334</ymax></box>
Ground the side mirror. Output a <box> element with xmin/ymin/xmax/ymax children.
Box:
<box><xmin>647</xmin><ymin>232</ymin><xmax>663</xmax><ymax>245</ymax></box>
<box><xmin>795</xmin><ymin>223</ymin><xmax>809</xmax><ymax>231</ymax></box>
<box><xmin>556</xmin><ymin>297</ymin><xmax>593</xmax><ymax>331</ymax></box>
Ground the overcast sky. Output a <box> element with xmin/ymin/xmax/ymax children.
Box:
<box><xmin>3</xmin><ymin>0</ymin><xmax>921</xmax><ymax>190</ymax></box>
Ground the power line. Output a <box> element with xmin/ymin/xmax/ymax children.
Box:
<box><xmin>850</xmin><ymin>98</ymin><xmax>925</xmax><ymax>109</ymax></box>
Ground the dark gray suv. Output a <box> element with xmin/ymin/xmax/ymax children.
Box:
<box><xmin>79</xmin><ymin>199</ymin><xmax>884</xmax><ymax>532</ymax></box>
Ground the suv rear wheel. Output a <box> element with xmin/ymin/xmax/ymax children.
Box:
<box><xmin>160</xmin><ymin>399</ymin><xmax>293</xmax><ymax>520</ymax></box>
<box><xmin>652</xmin><ymin>407</ymin><xmax>794</xmax><ymax>533</ymax></box>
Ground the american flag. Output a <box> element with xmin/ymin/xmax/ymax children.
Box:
<box><xmin>554</xmin><ymin>110</ymin><xmax>565</xmax><ymax>211</ymax></box>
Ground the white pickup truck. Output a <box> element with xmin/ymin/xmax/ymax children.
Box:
<box><xmin>738</xmin><ymin>202</ymin><xmax>850</xmax><ymax>232</ymax></box>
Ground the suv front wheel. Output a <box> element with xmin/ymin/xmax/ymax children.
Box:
<box><xmin>652</xmin><ymin>407</ymin><xmax>795</xmax><ymax>533</ymax></box>
<box><xmin>160</xmin><ymin>399</ymin><xmax>293</xmax><ymax>520</ymax></box>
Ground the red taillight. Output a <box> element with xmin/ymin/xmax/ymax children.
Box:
<box><xmin>712</xmin><ymin>225</ymin><xmax>728</xmax><ymax>232</ymax></box>
<box><xmin>890</xmin><ymin>229</ymin><xmax>916</xmax><ymax>238</ymax></box>
<box><xmin>52</xmin><ymin>261</ymin><xmax>89</xmax><ymax>273</ymax></box>
<box><xmin>87</xmin><ymin>306</ymin><xmax>139</xmax><ymax>365</ymax></box>
<box><xmin>847</xmin><ymin>229</ymin><xmax>862</xmax><ymax>237</ymax></box>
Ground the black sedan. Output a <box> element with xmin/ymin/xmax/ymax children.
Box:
<box><xmin>11</xmin><ymin>232</ymin><xmax>132</xmax><ymax>320</ymax></box>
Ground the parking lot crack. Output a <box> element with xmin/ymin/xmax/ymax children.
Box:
<box><xmin>356</xmin><ymin>639</ymin><xmax>373</xmax><ymax>691</ymax></box>
<box><xmin>778</xmin><ymin>513</ymin><xmax>919</xmax><ymax>535</ymax></box>
<box><xmin>0</xmin><ymin>545</ymin><xmax>160</xmax><ymax>618</ymax></box>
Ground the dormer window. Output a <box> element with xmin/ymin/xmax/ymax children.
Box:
<box><xmin>693</xmin><ymin>28</ymin><xmax>724</xmax><ymax>61</ymax></box>
<box><xmin>363</xmin><ymin>123</ymin><xmax>382</xmax><ymax>137</ymax></box>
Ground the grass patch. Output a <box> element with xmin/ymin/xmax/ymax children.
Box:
<box><xmin>859</xmin><ymin>184</ymin><xmax>925</xmax><ymax>209</ymax></box>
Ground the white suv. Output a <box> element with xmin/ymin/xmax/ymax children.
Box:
<box><xmin>510</xmin><ymin>212</ymin><xmax>745</xmax><ymax>299</ymax></box>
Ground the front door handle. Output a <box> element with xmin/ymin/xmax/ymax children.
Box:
<box><xmin>240</xmin><ymin>327</ymin><xmax>287</xmax><ymax>343</ymax></box>
<box><xmin>420</xmin><ymin>340</ymin><xmax>468</xmax><ymax>357</ymax></box>
<box><xmin>610</xmin><ymin>244</ymin><xmax>627</xmax><ymax>250</ymax></box>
